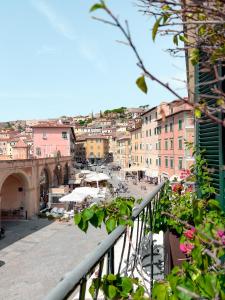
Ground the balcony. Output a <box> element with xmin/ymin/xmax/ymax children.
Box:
<box><xmin>44</xmin><ymin>177</ymin><xmax>224</xmax><ymax>300</ymax></box>
<box><xmin>44</xmin><ymin>183</ymin><xmax>165</xmax><ymax>300</ymax></box>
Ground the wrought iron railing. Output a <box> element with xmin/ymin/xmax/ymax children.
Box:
<box><xmin>44</xmin><ymin>182</ymin><xmax>165</xmax><ymax>300</ymax></box>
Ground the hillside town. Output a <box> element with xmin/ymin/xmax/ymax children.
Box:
<box><xmin>0</xmin><ymin>100</ymin><xmax>194</xmax><ymax>182</ymax></box>
<box><xmin>1</xmin><ymin>1</ymin><xmax>225</xmax><ymax>299</ymax></box>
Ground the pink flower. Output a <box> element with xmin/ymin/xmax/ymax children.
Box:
<box><xmin>180</xmin><ymin>242</ymin><xmax>194</xmax><ymax>254</ymax></box>
<box><xmin>217</xmin><ymin>230</ymin><xmax>225</xmax><ymax>238</ymax></box>
<box><xmin>184</xmin><ymin>228</ymin><xmax>196</xmax><ymax>240</ymax></box>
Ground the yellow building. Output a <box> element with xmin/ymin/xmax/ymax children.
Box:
<box><xmin>114</xmin><ymin>134</ymin><xmax>131</xmax><ymax>169</ymax></box>
<box><xmin>86</xmin><ymin>136</ymin><xmax>109</xmax><ymax>163</ymax></box>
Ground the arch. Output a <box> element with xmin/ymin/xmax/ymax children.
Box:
<box><xmin>39</xmin><ymin>167</ymin><xmax>51</xmax><ymax>206</ymax></box>
<box><xmin>63</xmin><ymin>163</ymin><xmax>70</xmax><ymax>185</ymax></box>
<box><xmin>52</xmin><ymin>164</ymin><xmax>63</xmax><ymax>187</ymax></box>
<box><xmin>0</xmin><ymin>171</ymin><xmax>31</xmax><ymax>219</ymax></box>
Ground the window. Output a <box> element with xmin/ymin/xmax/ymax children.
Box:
<box><xmin>155</xmin><ymin>111</ymin><xmax>158</xmax><ymax>119</ymax></box>
<box><xmin>141</xmin><ymin>156</ymin><xmax>142</xmax><ymax>163</ymax></box>
<box><xmin>156</xmin><ymin>158</ymin><xmax>158</xmax><ymax>166</ymax></box>
<box><xmin>154</xmin><ymin>128</ymin><xmax>157</xmax><ymax>135</ymax></box>
<box><xmin>62</xmin><ymin>132</ymin><xmax>68</xmax><ymax>139</ymax></box>
<box><xmin>165</xmin><ymin>140</ymin><xmax>168</xmax><ymax>150</ymax></box>
<box><xmin>140</xmin><ymin>144</ymin><xmax>142</xmax><ymax>150</ymax></box>
<box><xmin>149</xmin><ymin>115</ymin><xmax>151</xmax><ymax>122</ymax></box>
<box><xmin>146</xmin><ymin>158</ymin><xmax>149</xmax><ymax>164</ymax></box>
<box><xmin>158</xmin><ymin>140</ymin><xmax>161</xmax><ymax>150</ymax></box>
<box><xmin>146</xmin><ymin>130</ymin><xmax>148</xmax><ymax>137</ymax></box>
<box><xmin>36</xmin><ymin>147</ymin><xmax>41</xmax><ymax>156</ymax></box>
<box><xmin>145</xmin><ymin>117</ymin><xmax>148</xmax><ymax>124</ymax></box>
<box><xmin>170</xmin><ymin>139</ymin><xmax>174</xmax><ymax>150</ymax></box>
<box><xmin>178</xmin><ymin>119</ymin><xmax>182</xmax><ymax>130</ymax></box>
<box><xmin>149</xmin><ymin>158</ymin><xmax>152</xmax><ymax>164</ymax></box>
<box><xmin>178</xmin><ymin>157</ymin><xmax>183</xmax><ymax>170</ymax></box>
<box><xmin>158</xmin><ymin>157</ymin><xmax>161</xmax><ymax>166</ymax></box>
<box><xmin>42</xmin><ymin>132</ymin><xmax>47</xmax><ymax>139</ymax></box>
<box><xmin>165</xmin><ymin>157</ymin><xmax>168</xmax><ymax>168</ymax></box>
<box><xmin>178</xmin><ymin>138</ymin><xmax>182</xmax><ymax>150</ymax></box>
<box><xmin>170</xmin><ymin>158</ymin><xmax>174</xmax><ymax>168</ymax></box>
<box><xmin>170</xmin><ymin>107</ymin><xmax>173</xmax><ymax>114</ymax></box>
<box><xmin>170</xmin><ymin>123</ymin><xmax>173</xmax><ymax>132</ymax></box>
<box><xmin>149</xmin><ymin>129</ymin><xmax>151</xmax><ymax>136</ymax></box>
<box><xmin>156</xmin><ymin>143</ymin><xmax>158</xmax><ymax>150</ymax></box>
<box><xmin>165</xmin><ymin>124</ymin><xmax>168</xmax><ymax>133</ymax></box>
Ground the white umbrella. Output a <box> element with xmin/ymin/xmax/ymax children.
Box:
<box><xmin>80</xmin><ymin>170</ymin><xmax>92</xmax><ymax>174</ymax></box>
<box><xmin>59</xmin><ymin>187</ymin><xmax>100</xmax><ymax>203</ymax></box>
<box><xmin>85</xmin><ymin>173</ymin><xmax>110</xmax><ymax>188</ymax></box>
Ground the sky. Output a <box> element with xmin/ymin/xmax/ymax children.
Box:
<box><xmin>0</xmin><ymin>0</ymin><xmax>187</xmax><ymax>121</ymax></box>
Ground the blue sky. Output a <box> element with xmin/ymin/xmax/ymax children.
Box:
<box><xmin>0</xmin><ymin>0</ymin><xmax>187</xmax><ymax>121</ymax></box>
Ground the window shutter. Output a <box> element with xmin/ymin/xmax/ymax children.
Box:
<box><xmin>195</xmin><ymin>54</ymin><xmax>224</xmax><ymax>209</ymax></box>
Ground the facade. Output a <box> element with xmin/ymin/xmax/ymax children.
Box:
<box><xmin>130</xmin><ymin>126</ymin><xmax>143</xmax><ymax>168</ymax></box>
<box><xmin>85</xmin><ymin>136</ymin><xmax>109</xmax><ymax>163</ymax></box>
<box><xmin>158</xmin><ymin>101</ymin><xmax>194</xmax><ymax>180</ymax></box>
<box><xmin>32</xmin><ymin>123</ymin><xmax>76</xmax><ymax>159</ymax></box>
<box><xmin>115</xmin><ymin>135</ymin><xmax>131</xmax><ymax>169</ymax></box>
<box><xmin>12</xmin><ymin>139</ymin><xmax>29</xmax><ymax>160</ymax></box>
<box><xmin>74</xmin><ymin>136</ymin><xmax>87</xmax><ymax>163</ymax></box>
<box><xmin>141</xmin><ymin>106</ymin><xmax>162</xmax><ymax>178</ymax></box>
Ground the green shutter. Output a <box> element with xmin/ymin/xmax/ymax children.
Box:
<box><xmin>195</xmin><ymin>54</ymin><xmax>225</xmax><ymax>209</ymax></box>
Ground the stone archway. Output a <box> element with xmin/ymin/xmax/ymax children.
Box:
<box><xmin>53</xmin><ymin>165</ymin><xmax>63</xmax><ymax>187</ymax></box>
<box><xmin>63</xmin><ymin>163</ymin><xmax>70</xmax><ymax>185</ymax></box>
<box><xmin>39</xmin><ymin>167</ymin><xmax>51</xmax><ymax>208</ymax></box>
<box><xmin>0</xmin><ymin>172</ymin><xmax>31</xmax><ymax>219</ymax></box>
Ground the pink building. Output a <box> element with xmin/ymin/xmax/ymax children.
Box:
<box><xmin>12</xmin><ymin>139</ymin><xmax>29</xmax><ymax>160</ymax></box>
<box><xmin>32</xmin><ymin>123</ymin><xmax>76</xmax><ymax>159</ymax></box>
<box><xmin>157</xmin><ymin>100</ymin><xmax>194</xmax><ymax>180</ymax></box>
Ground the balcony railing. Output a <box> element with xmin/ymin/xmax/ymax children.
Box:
<box><xmin>44</xmin><ymin>182</ymin><xmax>165</xmax><ymax>300</ymax></box>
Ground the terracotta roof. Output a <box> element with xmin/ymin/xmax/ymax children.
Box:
<box><xmin>13</xmin><ymin>139</ymin><xmax>27</xmax><ymax>148</ymax></box>
<box><xmin>86</xmin><ymin>135</ymin><xmax>109</xmax><ymax>140</ymax></box>
<box><xmin>32</xmin><ymin>122</ymin><xmax>72</xmax><ymax>128</ymax></box>
<box><xmin>156</xmin><ymin>109</ymin><xmax>193</xmax><ymax>121</ymax></box>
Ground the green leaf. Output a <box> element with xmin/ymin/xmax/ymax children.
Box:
<box><xmin>136</xmin><ymin>76</ymin><xmax>148</xmax><ymax>94</ymax></box>
<box><xmin>121</xmin><ymin>277</ymin><xmax>133</xmax><ymax>293</ymax></box>
<box><xmin>152</xmin><ymin>17</ymin><xmax>162</xmax><ymax>41</ymax></box>
<box><xmin>89</xmin><ymin>213</ymin><xmax>99</xmax><ymax>228</ymax></box>
<box><xmin>107</xmin><ymin>274</ymin><xmax>117</xmax><ymax>281</ymax></box>
<box><xmin>74</xmin><ymin>213</ymin><xmax>81</xmax><ymax>225</ymax></box>
<box><xmin>108</xmin><ymin>285</ymin><xmax>117</xmax><ymax>299</ymax></box>
<box><xmin>96</xmin><ymin>210</ymin><xmax>105</xmax><ymax>226</ymax></box>
<box><xmin>190</xmin><ymin>48</ymin><xmax>200</xmax><ymax>65</ymax></box>
<box><xmin>179</xmin><ymin>35</ymin><xmax>188</xmax><ymax>43</ymax></box>
<box><xmin>152</xmin><ymin>282</ymin><xmax>169</xmax><ymax>300</ymax></box>
<box><xmin>173</xmin><ymin>35</ymin><xmax>178</xmax><ymax>46</ymax></box>
<box><xmin>78</xmin><ymin>218</ymin><xmax>89</xmax><ymax>233</ymax></box>
<box><xmin>106</xmin><ymin>217</ymin><xmax>117</xmax><ymax>233</ymax></box>
<box><xmin>207</xmin><ymin>199</ymin><xmax>221</xmax><ymax>211</ymax></box>
<box><xmin>194</xmin><ymin>108</ymin><xmax>201</xmax><ymax>118</ymax></box>
<box><xmin>90</xmin><ymin>2</ymin><xmax>105</xmax><ymax>12</ymax></box>
<box><xmin>82</xmin><ymin>208</ymin><xmax>94</xmax><ymax>222</ymax></box>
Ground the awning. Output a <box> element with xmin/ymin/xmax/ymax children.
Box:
<box><xmin>145</xmin><ymin>169</ymin><xmax>159</xmax><ymax>177</ymax></box>
<box><xmin>68</xmin><ymin>179</ymin><xmax>81</xmax><ymax>185</ymax></box>
<box><xmin>124</xmin><ymin>166</ymin><xmax>146</xmax><ymax>172</ymax></box>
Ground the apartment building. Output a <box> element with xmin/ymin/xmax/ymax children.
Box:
<box><xmin>85</xmin><ymin>136</ymin><xmax>109</xmax><ymax>163</ymax></box>
<box><xmin>157</xmin><ymin>100</ymin><xmax>194</xmax><ymax>180</ymax></box>
<box><xmin>114</xmin><ymin>135</ymin><xmax>131</xmax><ymax>169</ymax></box>
<box><xmin>32</xmin><ymin>122</ymin><xmax>76</xmax><ymax>158</ymax></box>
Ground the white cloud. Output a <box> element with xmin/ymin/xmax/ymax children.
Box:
<box><xmin>31</xmin><ymin>0</ymin><xmax>76</xmax><ymax>40</ymax></box>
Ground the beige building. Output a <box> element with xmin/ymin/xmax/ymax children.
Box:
<box><xmin>130</xmin><ymin>125</ymin><xmax>143</xmax><ymax>168</ymax></box>
<box><xmin>141</xmin><ymin>105</ymin><xmax>164</xmax><ymax>178</ymax></box>
<box><xmin>86</xmin><ymin>136</ymin><xmax>109</xmax><ymax>163</ymax></box>
<box><xmin>114</xmin><ymin>135</ymin><xmax>131</xmax><ymax>169</ymax></box>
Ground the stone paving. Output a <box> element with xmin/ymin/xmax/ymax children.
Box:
<box><xmin>0</xmin><ymin>219</ymin><xmax>107</xmax><ymax>300</ymax></box>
